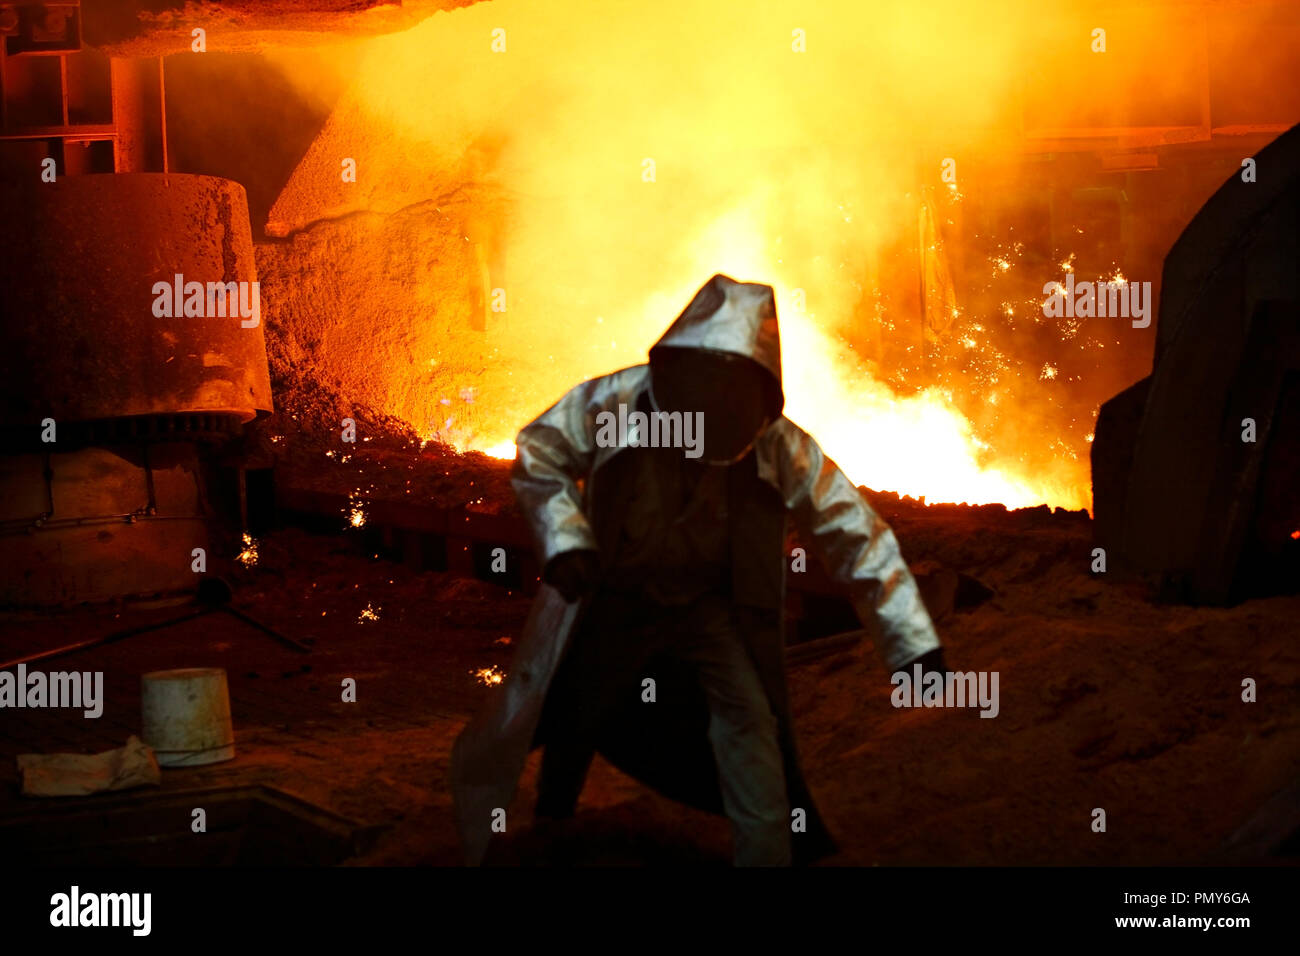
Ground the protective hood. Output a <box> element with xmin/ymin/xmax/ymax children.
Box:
<box><xmin>648</xmin><ymin>274</ymin><xmax>785</xmax><ymax>417</ymax></box>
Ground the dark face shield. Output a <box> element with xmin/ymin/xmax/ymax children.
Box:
<box><xmin>649</xmin><ymin>349</ymin><xmax>777</xmax><ymax>465</ymax></box>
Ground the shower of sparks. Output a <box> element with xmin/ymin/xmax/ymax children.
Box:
<box><xmin>236</xmin><ymin>532</ymin><xmax>258</xmax><ymax>568</ymax></box>
<box><xmin>358</xmin><ymin>603</ymin><xmax>380</xmax><ymax>623</ymax></box>
<box><xmin>473</xmin><ymin>665</ymin><xmax>505</xmax><ymax>686</ymax></box>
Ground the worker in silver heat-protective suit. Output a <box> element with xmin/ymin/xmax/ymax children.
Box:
<box><xmin>451</xmin><ymin>273</ymin><xmax>945</xmax><ymax>866</ymax></box>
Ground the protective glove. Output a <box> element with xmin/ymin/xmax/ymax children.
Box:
<box><xmin>543</xmin><ymin>549</ymin><xmax>602</xmax><ymax>603</ymax></box>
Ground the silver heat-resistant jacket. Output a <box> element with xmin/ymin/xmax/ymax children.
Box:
<box><xmin>452</xmin><ymin>274</ymin><xmax>942</xmax><ymax>865</ymax></box>
<box><xmin>512</xmin><ymin>274</ymin><xmax>941</xmax><ymax>670</ymax></box>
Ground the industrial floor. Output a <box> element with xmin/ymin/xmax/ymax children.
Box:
<box><xmin>2</xmin><ymin>511</ymin><xmax>1298</xmax><ymax>866</ymax></box>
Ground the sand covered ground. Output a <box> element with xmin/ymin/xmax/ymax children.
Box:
<box><xmin>5</xmin><ymin>445</ymin><xmax>1294</xmax><ymax>865</ymax></box>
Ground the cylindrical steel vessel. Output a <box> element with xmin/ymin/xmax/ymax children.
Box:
<box><xmin>0</xmin><ymin>173</ymin><xmax>273</xmax><ymax>426</ymax></box>
<box><xmin>0</xmin><ymin>173</ymin><xmax>272</xmax><ymax>606</ymax></box>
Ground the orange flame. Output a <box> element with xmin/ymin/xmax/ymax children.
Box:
<box><xmin>263</xmin><ymin>0</ymin><xmax>1171</xmax><ymax>513</ymax></box>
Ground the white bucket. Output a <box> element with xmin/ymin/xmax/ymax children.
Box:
<box><xmin>140</xmin><ymin>668</ymin><xmax>235</xmax><ymax>767</ymax></box>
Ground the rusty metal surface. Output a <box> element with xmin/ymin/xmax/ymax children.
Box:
<box><xmin>84</xmin><ymin>0</ymin><xmax>485</xmax><ymax>56</ymax></box>
<box><xmin>0</xmin><ymin>445</ymin><xmax>210</xmax><ymax>606</ymax></box>
<box><xmin>0</xmin><ymin>173</ymin><xmax>273</xmax><ymax>426</ymax></box>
